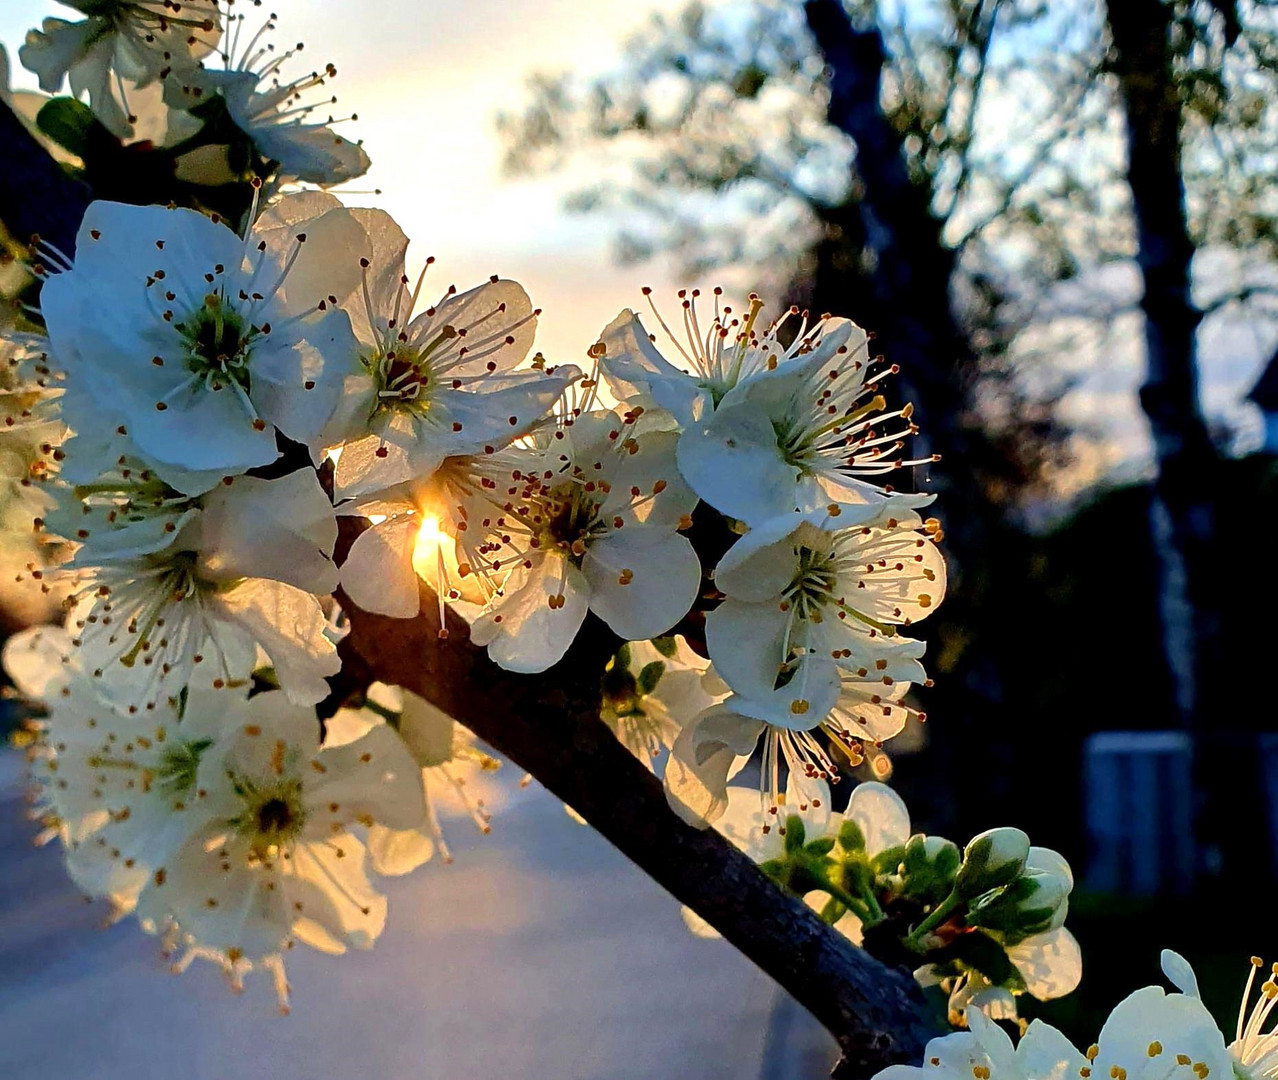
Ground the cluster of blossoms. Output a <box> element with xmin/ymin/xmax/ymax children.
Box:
<box><xmin>875</xmin><ymin>950</ymin><xmax>1278</xmax><ymax>1080</ymax></box>
<box><xmin>3</xmin><ymin>2</ymin><xmax>1262</xmax><ymax>1066</ymax></box>
<box><xmin>0</xmin><ymin>0</ymin><xmax>970</xmax><ymax>1016</ymax></box>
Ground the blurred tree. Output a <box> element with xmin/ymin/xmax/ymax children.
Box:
<box><xmin>497</xmin><ymin>0</ymin><xmax>1117</xmax><ymax>838</ymax></box>
<box><xmin>497</xmin><ymin>0</ymin><xmax>1278</xmax><ymax>878</ymax></box>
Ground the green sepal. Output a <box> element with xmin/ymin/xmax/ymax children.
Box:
<box><xmin>36</xmin><ymin>97</ymin><xmax>112</xmax><ymax>160</ymax></box>
<box><xmin>838</xmin><ymin>818</ymin><xmax>866</xmax><ymax>853</ymax></box>
<box><xmin>651</xmin><ymin>635</ymin><xmax>679</xmax><ymax>658</ymax></box>
<box><xmin>782</xmin><ymin>814</ymin><xmax>807</xmax><ymax>853</ymax></box>
<box><xmin>636</xmin><ymin>660</ymin><xmax>665</xmax><ymax>696</ymax></box>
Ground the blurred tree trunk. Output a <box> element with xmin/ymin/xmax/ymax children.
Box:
<box><xmin>1106</xmin><ymin>0</ymin><xmax>1229</xmax><ymax>880</ymax></box>
<box><xmin>803</xmin><ymin>0</ymin><xmax>1015</xmax><ymax>837</ymax></box>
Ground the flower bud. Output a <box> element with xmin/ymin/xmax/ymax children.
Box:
<box><xmin>954</xmin><ymin>827</ymin><xmax>1030</xmax><ymax>898</ymax></box>
<box><xmin>900</xmin><ymin>834</ymin><xmax>961</xmax><ymax>906</ymax></box>
<box><xmin>965</xmin><ymin>865</ymin><xmax>1072</xmax><ymax>937</ymax></box>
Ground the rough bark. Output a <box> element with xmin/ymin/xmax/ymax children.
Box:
<box><xmin>1105</xmin><ymin>0</ymin><xmax>1228</xmax><ymax>877</ymax></box>
<box><xmin>331</xmin><ymin>519</ymin><xmax>939</xmax><ymax>1077</ymax></box>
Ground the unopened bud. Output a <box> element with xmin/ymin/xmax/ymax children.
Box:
<box><xmin>901</xmin><ymin>834</ymin><xmax>961</xmax><ymax>906</ymax></box>
<box><xmin>954</xmin><ymin>827</ymin><xmax>1030</xmax><ymax>898</ymax></box>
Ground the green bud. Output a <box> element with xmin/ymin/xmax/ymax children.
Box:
<box><xmin>900</xmin><ymin>834</ymin><xmax>961</xmax><ymax>906</ymax></box>
<box><xmin>783</xmin><ymin>814</ymin><xmax>807</xmax><ymax>853</ymax></box>
<box><xmin>954</xmin><ymin>827</ymin><xmax>1031</xmax><ymax>898</ymax></box>
<box><xmin>871</xmin><ymin>843</ymin><xmax>907</xmax><ymax>876</ymax></box>
<box><xmin>966</xmin><ymin>869</ymin><xmax>1071</xmax><ymax>935</ymax></box>
<box><xmin>806</xmin><ymin>836</ymin><xmax>836</xmax><ymax>858</ymax></box>
<box><xmin>838</xmin><ymin>818</ymin><xmax>866</xmax><ymax>853</ymax></box>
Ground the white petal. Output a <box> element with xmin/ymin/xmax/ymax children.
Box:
<box><xmin>582</xmin><ymin>528</ymin><xmax>700</xmax><ymax>640</ymax></box>
<box><xmin>470</xmin><ymin>558</ymin><xmax>589</xmax><ymax>673</ymax></box>
<box><xmin>197</xmin><ymin>470</ymin><xmax>338</xmax><ymax>594</ymax></box>
<box><xmin>1010</xmin><ymin>928</ymin><xmax>1083</xmax><ymax>1001</ymax></box>
<box><xmin>367</xmin><ymin>823</ymin><xmax>435</xmax><ymax>876</ymax></box>
<box><xmin>339</xmin><ymin>514</ymin><xmax>422</xmax><ymax>619</ymax></box>
<box><xmin>676</xmin><ymin>402</ymin><xmax>800</xmax><ymax>525</ymax></box>
<box><xmin>664</xmin><ymin>707</ymin><xmax>763</xmax><ymax>828</ymax></box>
<box><xmin>846</xmin><ymin>782</ymin><xmax>911</xmax><ymax>855</ymax></box>
<box><xmin>1159</xmin><ymin>949</ymin><xmax>1201</xmax><ymax>998</ymax></box>
<box><xmin>211</xmin><ymin>579</ymin><xmax>339</xmax><ymax>705</ymax></box>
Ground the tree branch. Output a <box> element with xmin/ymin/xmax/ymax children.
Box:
<box><xmin>332</xmin><ymin>527</ymin><xmax>939</xmax><ymax>1079</ymax></box>
<box><xmin>0</xmin><ymin>103</ymin><xmax>941</xmax><ymax>1080</ymax></box>
<box><xmin>0</xmin><ymin>101</ymin><xmax>91</xmax><ymax>257</ymax></box>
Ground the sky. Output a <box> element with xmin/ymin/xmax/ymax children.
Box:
<box><xmin>2</xmin><ymin>0</ymin><xmax>1273</xmax><ymax>501</ymax></box>
<box><xmin>0</xmin><ymin>0</ymin><xmax>688</xmax><ymax>367</ymax></box>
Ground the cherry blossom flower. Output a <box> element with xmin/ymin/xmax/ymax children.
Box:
<box><xmin>467</xmin><ymin>404</ymin><xmax>702</xmax><ymax>672</ymax></box>
<box><xmin>673</xmin><ymin>323</ymin><xmax>937</xmax><ymax>528</ymax></box>
<box><xmin>597</xmin><ymin>289</ymin><xmax>861</xmax><ymax>429</ymax></box>
<box><xmin>166</xmin><ymin>10</ymin><xmax>369</xmax><ymax>185</ymax></box>
<box><xmin>39</xmin><ymin>196</ymin><xmax>364</xmax><ymax>490</ymax></box>
<box><xmin>705</xmin><ymin>503</ymin><xmax>945</xmax><ymax>728</ymax></box>
<box><xmin>328</xmin><ymin>683</ymin><xmax>500</xmax><ymax>872</ymax></box>
<box><xmin>320</xmin><ymin>205</ymin><xmax>576</xmax><ymax>500</ymax></box>
<box><xmin>598</xmin><ymin>636</ymin><xmax>728</xmax><ymax>772</ymax></box>
<box><xmin>19</xmin><ymin>0</ymin><xmax>222</xmax><ymax>138</ymax></box>
<box><xmin>129</xmin><ymin>690</ymin><xmax>424</xmax><ymax>1010</ymax></box>
<box><xmin>0</xmin><ymin>329</ymin><xmax>64</xmax><ymax>528</ymax></box>
<box><xmin>63</xmin><ymin>467</ymin><xmax>341</xmax><ymax>706</ymax></box>
<box><xmin>1162</xmin><ymin>950</ymin><xmax>1278</xmax><ymax>1080</ymax></box>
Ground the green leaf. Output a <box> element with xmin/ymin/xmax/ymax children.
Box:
<box><xmin>614</xmin><ymin>642</ymin><xmax>632</xmax><ymax>671</ymax></box>
<box><xmin>636</xmin><ymin>660</ymin><xmax>665</xmax><ymax>696</ymax></box>
<box><xmin>782</xmin><ymin>814</ymin><xmax>806</xmax><ymax>852</ymax></box>
<box><xmin>805</xmin><ymin>836</ymin><xmax>836</xmax><ymax>857</ymax></box>
<box><xmin>36</xmin><ymin>97</ymin><xmax>109</xmax><ymax>159</ymax></box>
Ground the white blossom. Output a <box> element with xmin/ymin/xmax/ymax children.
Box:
<box><xmin>597</xmin><ymin>289</ymin><xmax>855</xmax><ymax>429</ymax></box>
<box><xmin>40</xmin><ymin>196</ymin><xmax>364</xmax><ymax>490</ymax></box>
<box><xmin>463</xmin><ymin>402</ymin><xmax>702</xmax><ymax>672</ymax></box>
<box><xmin>599</xmin><ymin>636</ymin><xmax>728</xmax><ymax>772</ymax></box>
<box><xmin>328</xmin><ymin>683</ymin><xmax>499</xmax><ymax>871</ymax></box>
<box><xmin>670</xmin><ymin>309</ymin><xmax>936</xmax><ymax>527</ymax></box>
<box><xmin>129</xmin><ymin>690</ymin><xmax>425</xmax><ymax>1010</ymax></box>
<box><xmin>321</xmin><ymin>206</ymin><xmax>575</xmax><ymax>500</ymax></box>
<box><xmin>0</xmin><ymin>329</ymin><xmax>65</xmax><ymax>529</ymax></box>
<box><xmin>705</xmin><ymin>503</ymin><xmax>944</xmax><ymax>728</ymax></box>
<box><xmin>875</xmin><ymin>966</ymin><xmax>1234</xmax><ymax>1080</ymax></box>
<box><xmin>166</xmin><ymin>10</ymin><xmax>369</xmax><ymax>185</ymax></box>
<box><xmin>1162</xmin><ymin>950</ymin><xmax>1278</xmax><ymax>1080</ymax></box>
<box><xmin>19</xmin><ymin>1</ymin><xmax>222</xmax><ymax>138</ymax></box>
<box><xmin>63</xmin><ymin>467</ymin><xmax>341</xmax><ymax>706</ymax></box>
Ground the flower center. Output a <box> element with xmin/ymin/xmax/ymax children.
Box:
<box><xmin>536</xmin><ymin>482</ymin><xmax>603</xmax><ymax>564</ymax></box>
<box><xmin>370</xmin><ymin>344</ymin><xmax>435</xmax><ymax>414</ymax></box>
<box><xmin>231</xmin><ymin>774</ymin><xmax>307</xmax><ymax>854</ymax></box>
<box><xmin>783</xmin><ymin>546</ymin><xmax>839</xmax><ymax>619</ymax></box>
<box><xmin>180</xmin><ymin>294</ymin><xmax>253</xmax><ymax>392</ymax></box>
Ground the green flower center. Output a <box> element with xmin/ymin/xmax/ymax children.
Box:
<box><xmin>179</xmin><ymin>294</ymin><xmax>253</xmax><ymax>393</ymax></box>
<box><xmin>231</xmin><ymin>774</ymin><xmax>307</xmax><ymax>853</ymax></box>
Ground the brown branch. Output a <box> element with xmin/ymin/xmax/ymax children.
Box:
<box><xmin>333</xmin><ymin>526</ymin><xmax>938</xmax><ymax>1079</ymax></box>
<box><xmin>0</xmin><ymin>101</ymin><xmax>941</xmax><ymax>1078</ymax></box>
<box><xmin>0</xmin><ymin>101</ymin><xmax>92</xmax><ymax>257</ymax></box>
